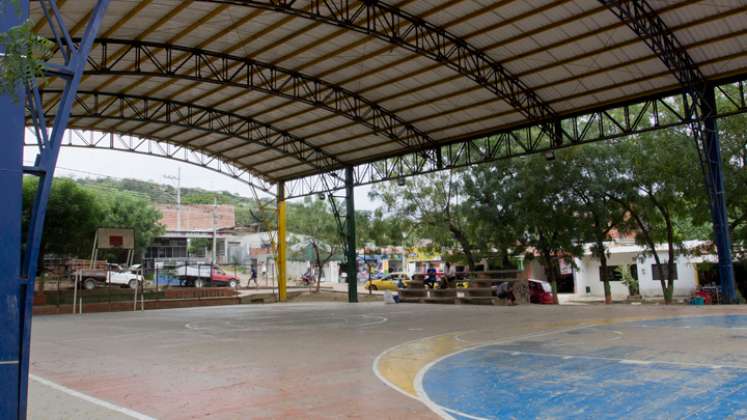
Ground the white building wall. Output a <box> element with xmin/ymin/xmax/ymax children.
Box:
<box><xmin>322</xmin><ymin>261</ymin><xmax>341</xmax><ymax>283</ymax></box>
<box><xmin>573</xmin><ymin>252</ymin><xmax>699</xmax><ymax>299</ymax></box>
<box><xmin>525</xmin><ymin>259</ymin><xmax>547</xmax><ymax>282</ymax></box>
<box><xmin>635</xmin><ymin>255</ymin><xmax>698</xmax><ymax>298</ymax></box>
<box><xmin>287</xmin><ymin>260</ymin><xmax>309</xmax><ymax>281</ymax></box>
<box><xmin>574</xmin><ymin>253</ymin><xmax>639</xmax><ymax>299</ymax></box>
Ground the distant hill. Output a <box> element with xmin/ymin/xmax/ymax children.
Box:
<box><xmin>73</xmin><ymin>177</ymin><xmax>271</xmax><ymax>227</ymax></box>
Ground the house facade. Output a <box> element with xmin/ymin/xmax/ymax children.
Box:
<box><xmin>525</xmin><ymin>240</ymin><xmax>715</xmax><ymax>301</ymax></box>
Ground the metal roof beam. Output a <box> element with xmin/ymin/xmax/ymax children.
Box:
<box><xmin>84</xmin><ymin>38</ymin><xmax>436</xmax><ymax>152</ymax></box>
<box><xmin>281</xmin><ymin>75</ymin><xmax>747</xmax><ymax>196</ymax></box>
<box><xmin>600</xmin><ymin>0</ymin><xmax>737</xmax><ymax>303</ymax></box>
<box><xmin>23</xmin><ymin>129</ymin><xmax>277</xmax><ymax>195</ymax></box>
<box><xmin>268</xmin><ymin>47</ymin><xmax>747</xmax><ymax>173</ymax></box>
<box><xmin>599</xmin><ymin>0</ymin><xmax>705</xmax><ymax>89</ymax></box>
<box><xmin>196</xmin><ymin>0</ymin><xmax>558</xmax><ymax>129</ymax></box>
<box><xmin>35</xmin><ymin>89</ymin><xmax>341</xmax><ymax>179</ymax></box>
<box><xmin>265</xmin><ymin>1</ymin><xmax>737</xmax><ymax>153</ymax></box>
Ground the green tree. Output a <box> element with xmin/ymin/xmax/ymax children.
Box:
<box><xmin>371</xmin><ymin>170</ymin><xmax>480</xmax><ymax>269</ymax></box>
<box><xmin>605</xmin><ymin>131</ymin><xmax>703</xmax><ymax>304</ymax></box>
<box><xmin>0</xmin><ymin>0</ymin><xmax>52</xmax><ymax>98</ymax></box>
<box><xmin>511</xmin><ymin>155</ymin><xmax>585</xmax><ymax>303</ymax></box>
<box><xmin>287</xmin><ymin>197</ymin><xmax>342</xmax><ymax>292</ymax></box>
<box><xmin>22</xmin><ymin>177</ymin><xmax>103</xmax><ymax>259</ymax></box>
<box><xmin>566</xmin><ymin>146</ymin><xmax>627</xmax><ymax>304</ymax></box>
<box><xmin>713</xmin><ymin>91</ymin><xmax>747</xmax><ymax>257</ymax></box>
<box><xmin>462</xmin><ymin>153</ymin><xmax>587</xmax><ymax>302</ymax></box>
<box><xmin>96</xmin><ymin>190</ymin><xmax>165</xmax><ymax>254</ymax></box>
<box><xmin>462</xmin><ymin>162</ymin><xmax>523</xmax><ymax>269</ymax></box>
<box><xmin>188</xmin><ymin>238</ymin><xmax>211</xmax><ymax>257</ymax></box>
<box><xmin>355</xmin><ymin>208</ymin><xmax>409</xmax><ymax>248</ymax></box>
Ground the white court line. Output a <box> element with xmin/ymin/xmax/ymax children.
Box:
<box><xmin>372</xmin><ymin>331</ymin><xmax>468</xmax><ymax>404</ymax></box>
<box><xmin>491</xmin><ymin>348</ymin><xmax>746</xmax><ymax>370</ymax></box>
<box><xmin>411</xmin><ymin>326</ymin><xmax>591</xmax><ymax>420</ymax></box>
<box><xmin>619</xmin><ymin>359</ymin><xmax>652</xmax><ymax>365</ymax></box>
<box><xmin>30</xmin><ymin>374</ymin><xmax>156</xmax><ymax>420</ymax></box>
<box><xmin>372</xmin><ymin>326</ymin><xmax>591</xmax><ymax>419</ymax></box>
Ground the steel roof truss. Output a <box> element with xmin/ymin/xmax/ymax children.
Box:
<box><xmin>198</xmin><ymin>0</ymin><xmax>557</xmax><ymax>131</ymax></box>
<box><xmin>85</xmin><ymin>39</ymin><xmax>436</xmax><ymax>153</ymax></box>
<box><xmin>38</xmin><ymin>89</ymin><xmax>342</xmax><ymax>177</ymax></box>
<box><xmin>283</xmin><ymin>77</ymin><xmax>747</xmax><ymax>198</ymax></box>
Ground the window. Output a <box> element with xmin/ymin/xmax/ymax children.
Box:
<box><xmin>652</xmin><ymin>264</ymin><xmax>677</xmax><ymax>280</ymax></box>
<box><xmin>599</xmin><ymin>265</ymin><xmax>638</xmax><ymax>282</ymax></box>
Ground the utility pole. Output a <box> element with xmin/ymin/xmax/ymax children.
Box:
<box><xmin>164</xmin><ymin>168</ymin><xmax>182</xmax><ymax>231</ymax></box>
<box><xmin>212</xmin><ymin>197</ymin><xmax>217</xmax><ymax>265</ymax></box>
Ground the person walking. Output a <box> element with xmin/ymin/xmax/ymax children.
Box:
<box><xmin>250</xmin><ymin>265</ymin><xmax>258</xmax><ymax>288</ymax></box>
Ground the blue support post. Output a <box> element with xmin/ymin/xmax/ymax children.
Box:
<box><xmin>0</xmin><ymin>1</ymin><xmax>29</xmax><ymax>418</ymax></box>
<box><xmin>702</xmin><ymin>85</ymin><xmax>737</xmax><ymax>303</ymax></box>
<box><xmin>3</xmin><ymin>1</ymin><xmax>111</xmax><ymax>417</ymax></box>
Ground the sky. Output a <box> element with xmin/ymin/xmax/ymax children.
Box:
<box><xmin>23</xmin><ymin>140</ymin><xmax>382</xmax><ymax>211</ymax></box>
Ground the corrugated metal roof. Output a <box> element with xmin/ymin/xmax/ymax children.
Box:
<box><xmin>29</xmin><ymin>0</ymin><xmax>747</xmax><ymax>183</ymax></box>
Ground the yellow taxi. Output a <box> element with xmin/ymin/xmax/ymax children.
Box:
<box><xmin>365</xmin><ymin>272</ymin><xmax>411</xmax><ymax>291</ymax></box>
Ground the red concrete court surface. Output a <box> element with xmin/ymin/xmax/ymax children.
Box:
<box><xmin>28</xmin><ymin>302</ymin><xmax>747</xmax><ymax>419</ymax></box>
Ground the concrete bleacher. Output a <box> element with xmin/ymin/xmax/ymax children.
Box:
<box><xmin>399</xmin><ymin>270</ymin><xmax>524</xmax><ymax>305</ymax></box>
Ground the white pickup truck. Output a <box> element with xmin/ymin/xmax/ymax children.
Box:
<box><xmin>76</xmin><ymin>264</ymin><xmax>143</xmax><ymax>290</ymax></box>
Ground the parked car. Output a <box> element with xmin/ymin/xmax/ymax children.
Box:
<box><xmin>174</xmin><ymin>264</ymin><xmax>239</xmax><ymax>288</ymax></box>
<box><xmin>76</xmin><ymin>263</ymin><xmax>143</xmax><ymax>290</ymax></box>
<box><xmin>529</xmin><ymin>279</ymin><xmax>555</xmax><ymax>304</ymax></box>
<box><xmin>365</xmin><ymin>272</ymin><xmax>411</xmax><ymax>291</ymax></box>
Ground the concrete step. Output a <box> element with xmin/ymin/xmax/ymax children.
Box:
<box><xmin>458</xmin><ymin>297</ymin><xmax>496</xmax><ymax>305</ymax></box>
<box><xmin>425</xmin><ymin>297</ymin><xmax>456</xmax><ymax>304</ymax></box>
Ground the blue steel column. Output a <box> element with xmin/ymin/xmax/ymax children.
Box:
<box><xmin>345</xmin><ymin>167</ymin><xmax>358</xmax><ymax>303</ymax></box>
<box><xmin>16</xmin><ymin>1</ymin><xmax>111</xmax><ymax>417</ymax></box>
<box><xmin>702</xmin><ymin>85</ymin><xmax>737</xmax><ymax>303</ymax></box>
<box><xmin>0</xmin><ymin>1</ymin><xmax>28</xmax><ymax>417</ymax></box>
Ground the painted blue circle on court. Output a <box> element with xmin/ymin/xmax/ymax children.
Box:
<box><xmin>421</xmin><ymin>315</ymin><xmax>747</xmax><ymax>419</ymax></box>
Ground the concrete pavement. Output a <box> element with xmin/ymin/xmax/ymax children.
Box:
<box><xmin>28</xmin><ymin>302</ymin><xmax>747</xmax><ymax>419</ymax></box>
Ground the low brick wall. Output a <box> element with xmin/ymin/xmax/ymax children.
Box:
<box><xmin>238</xmin><ymin>291</ymin><xmax>304</xmax><ymax>304</ymax></box>
<box><xmin>33</xmin><ymin>296</ymin><xmax>242</xmax><ymax>315</ymax></box>
<box><xmin>163</xmin><ymin>288</ymin><xmax>237</xmax><ymax>299</ymax></box>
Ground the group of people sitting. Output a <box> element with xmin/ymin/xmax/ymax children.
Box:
<box><xmin>422</xmin><ymin>262</ymin><xmax>516</xmax><ymax>304</ymax></box>
<box><xmin>423</xmin><ymin>262</ymin><xmax>459</xmax><ymax>289</ymax></box>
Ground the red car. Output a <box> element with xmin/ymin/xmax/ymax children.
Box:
<box><xmin>529</xmin><ymin>279</ymin><xmax>555</xmax><ymax>304</ymax></box>
<box><xmin>209</xmin><ymin>266</ymin><xmax>240</xmax><ymax>288</ymax></box>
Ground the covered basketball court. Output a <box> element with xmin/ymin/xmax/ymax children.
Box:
<box><xmin>25</xmin><ymin>302</ymin><xmax>747</xmax><ymax>418</ymax></box>
<box><xmin>2</xmin><ymin>0</ymin><xmax>747</xmax><ymax>417</ymax></box>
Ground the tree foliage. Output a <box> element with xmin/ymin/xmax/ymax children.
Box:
<box><xmin>355</xmin><ymin>208</ymin><xmax>410</xmax><ymax>248</ymax></box>
<box><xmin>98</xmin><ymin>191</ymin><xmax>164</xmax><ymax>252</ymax></box>
<box><xmin>287</xmin><ymin>197</ymin><xmax>343</xmax><ymax>291</ymax></box>
<box><xmin>22</xmin><ymin>177</ymin><xmax>164</xmax><ymax>262</ymax></box>
<box><xmin>76</xmin><ymin>177</ymin><xmax>267</xmax><ymax>227</ymax></box>
<box><xmin>602</xmin><ymin>131</ymin><xmax>702</xmax><ymax>303</ymax></box>
<box><xmin>371</xmin><ymin>171</ymin><xmax>480</xmax><ymax>268</ymax></box>
<box><xmin>1</xmin><ymin>0</ymin><xmax>52</xmax><ymax>98</ymax></box>
<box><xmin>564</xmin><ymin>146</ymin><xmax>627</xmax><ymax>303</ymax></box>
<box><xmin>717</xmin><ymin>101</ymin><xmax>747</xmax><ymax>254</ymax></box>
<box><xmin>461</xmin><ymin>154</ymin><xmax>589</xmax><ymax>301</ymax></box>
<box><xmin>23</xmin><ymin>177</ymin><xmax>102</xmax><ymax>258</ymax></box>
